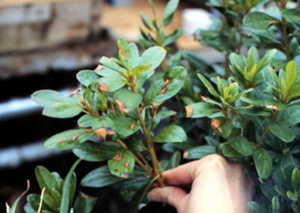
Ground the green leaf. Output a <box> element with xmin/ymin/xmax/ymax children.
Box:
<box><xmin>114</xmin><ymin>88</ymin><xmax>142</xmax><ymax>113</ymax></box>
<box><xmin>98</xmin><ymin>56</ymin><xmax>127</xmax><ymax>77</ymax></box>
<box><xmin>247</xmin><ymin>47</ymin><xmax>259</xmax><ymax>70</ymax></box>
<box><xmin>97</xmin><ymin>74</ymin><xmax>126</xmax><ymax>93</ymax></box>
<box><xmin>140</xmin><ymin>12</ymin><xmax>153</xmax><ymax>30</ymax></box>
<box><xmin>166</xmin><ymin>151</ymin><xmax>181</xmax><ymax>170</ymax></box>
<box><xmin>127</xmin><ymin>136</ymin><xmax>147</xmax><ymax>152</ymax></box>
<box><xmin>281</xmin><ymin>9</ymin><xmax>300</xmax><ymax>23</ymax></box>
<box><xmin>287</xmin><ymin>190</ymin><xmax>298</xmax><ymax>201</ymax></box>
<box><xmin>253</xmin><ymin>148</ymin><xmax>272</xmax><ymax>179</ymax></box>
<box><xmin>162</xmin><ymin>28</ymin><xmax>183</xmax><ymax>47</ymax></box>
<box><xmin>32</xmin><ymin>90</ymin><xmax>82</xmax><ymax>118</ymax></box>
<box><xmin>257</xmin><ymin>49</ymin><xmax>277</xmax><ymax>71</ymax></box>
<box><xmin>108</xmin><ymin>149</ymin><xmax>135</xmax><ymax>178</ymax></box>
<box><xmin>197</xmin><ymin>74</ymin><xmax>220</xmax><ymax>98</ymax></box>
<box><xmin>276</xmin><ymin>105</ymin><xmax>300</xmax><ymax>126</ymax></box>
<box><xmin>292</xmin><ymin>167</ymin><xmax>300</xmax><ymax>191</ymax></box>
<box><xmin>74</xmin><ymin>192</ymin><xmax>97</xmax><ymax>213</ymax></box>
<box><xmin>228</xmin><ymin>136</ymin><xmax>253</xmax><ymax>156</ymax></box>
<box><xmin>144</xmin><ymin>66</ymin><xmax>187</xmax><ymax>104</ymax></box>
<box><xmin>35</xmin><ymin>166</ymin><xmax>57</xmax><ymax>196</ymax></box>
<box><xmin>132</xmin><ymin>64</ymin><xmax>151</xmax><ymax>77</ymax></box>
<box><xmin>185</xmin><ymin>102</ymin><xmax>219</xmax><ymax>118</ymax></box>
<box><xmin>60</xmin><ymin>159</ymin><xmax>81</xmax><ymax>213</ymax></box>
<box><xmin>162</xmin><ymin>0</ymin><xmax>179</xmax><ymax>27</ymax></box>
<box><xmin>128</xmin><ymin>176</ymin><xmax>157</xmax><ymax>213</ymax></box>
<box><xmin>44</xmin><ymin>129</ymin><xmax>95</xmax><ymax>150</ymax></box>
<box><xmin>230</xmin><ymin>53</ymin><xmax>246</xmax><ymax>73</ymax></box>
<box><xmin>247</xmin><ymin>201</ymin><xmax>267</xmax><ymax>213</ymax></box>
<box><xmin>26</xmin><ymin>194</ymin><xmax>42</xmax><ymax>212</ymax></box>
<box><xmin>181</xmin><ymin>51</ymin><xmax>213</xmax><ymax>72</ymax></box>
<box><xmin>244</xmin><ymin>12</ymin><xmax>278</xmax><ymax>30</ymax></box>
<box><xmin>76</xmin><ymin>70</ymin><xmax>99</xmax><ymax>87</ymax></box>
<box><xmin>184</xmin><ymin>145</ymin><xmax>216</xmax><ymax>159</ymax></box>
<box><xmin>139</xmin><ymin>46</ymin><xmax>167</xmax><ymax>78</ymax></box>
<box><xmin>285</xmin><ymin>61</ymin><xmax>298</xmax><ymax>90</ymax></box>
<box><xmin>219</xmin><ymin>121</ymin><xmax>233</xmax><ymax>138</ymax></box>
<box><xmin>271</xmin><ymin>196</ymin><xmax>280</xmax><ymax>213</ymax></box>
<box><xmin>72</xmin><ymin>141</ymin><xmax>121</xmax><ymax>162</ymax></box>
<box><xmin>7</xmin><ymin>180</ymin><xmax>30</xmax><ymax>213</ymax></box>
<box><xmin>154</xmin><ymin>125</ymin><xmax>187</xmax><ymax>143</ymax></box>
<box><xmin>78</xmin><ymin>114</ymin><xmax>93</xmax><ymax>128</ymax></box>
<box><xmin>269</xmin><ymin>122</ymin><xmax>295</xmax><ymax>143</ymax></box>
<box><xmin>219</xmin><ymin>142</ymin><xmax>244</xmax><ymax>158</ymax></box>
<box><xmin>81</xmin><ymin>166</ymin><xmax>123</xmax><ymax>188</ymax></box>
<box><xmin>111</xmin><ymin>115</ymin><xmax>140</xmax><ymax>138</ymax></box>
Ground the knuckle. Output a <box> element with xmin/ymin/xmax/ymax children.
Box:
<box><xmin>201</xmin><ymin>154</ymin><xmax>227</xmax><ymax>169</ymax></box>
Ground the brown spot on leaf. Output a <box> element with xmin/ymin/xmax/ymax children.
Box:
<box><xmin>158</xmin><ymin>87</ymin><xmax>167</xmax><ymax>95</ymax></box>
<box><xmin>115</xmin><ymin>98</ymin><xmax>129</xmax><ymax>113</ymax></box>
<box><xmin>120</xmin><ymin>46</ymin><xmax>127</xmax><ymax>59</ymax></box>
<box><xmin>124</xmin><ymin>162</ymin><xmax>129</xmax><ymax>168</ymax></box>
<box><xmin>113</xmin><ymin>154</ymin><xmax>123</xmax><ymax>161</ymax></box>
<box><xmin>269</xmin><ymin>20</ymin><xmax>277</xmax><ymax>25</ymax></box>
<box><xmin>120</xmin><ymin>172</ymin><xmax>130</xmax><ymax>178</ymax></box>
<box><xmin>98</xmin><ymin>82</ymin><xmax>110</xmax><ymax>92</ymax></box>
<box><xmin>162</xmin><ymin>78</ymin><xmax>172</xmax><ymax>88</ymax></box>
<box><xmin>78</xmin><ymin>124</ymin><xmax>85</xmax><ymax>128</ymax></box>
<box><xmin>72</xmin><ymin>134</ymin><xmax>81</xmax><ymax>142</ymax></box>
<box><xmin>57</xmin><ymin>138</ymin><xmax>67</xmax><ymax>143</ymax></box>
<box><xmin>130</xmin><ymin>123</ymin><xmax>135</xmax><ymax>130</ymax></box>
<box><xmin>95</xmin><ymin>127</ymin><xmax>115</xmax><ymax>140</ymax></box>
<box><xmin>185</xmin><ymin>106</ymin><xmax>193</xmax><ymax>118</ymax></box>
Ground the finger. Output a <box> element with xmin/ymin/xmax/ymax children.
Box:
<box><xmin>163</xmin><ymin>159</ymin><xmax>203</xmax><ymax>185</ymax></box>
<box><xmin>148</xmin><ymin>186</ymin><xmax>188</xmax><ymax>211</ymax></box>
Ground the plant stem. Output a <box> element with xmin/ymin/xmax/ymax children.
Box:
<box><xmin>135</xmin><ymin>106</ymin><xmax>165</xmax><ymax>186</ymax></box>
<box><xmin>282</xmin><ymin>17</ymin><xmax>290</xmax><ymax>61</ymax></box>
<box><xmin>130</xmin><ymin>80</ymin><xmax>165</xmax><ymax>186</ymax></box>
<box><xmin>224</xmin><ymin>53</ymin><xmax>230</xmax><ymax>80</ymax></box>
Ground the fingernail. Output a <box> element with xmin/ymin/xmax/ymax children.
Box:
<box><xmin>148</xmin><ymin>191</ymin><xmax>161</xmax><ymax>202</ymax></box>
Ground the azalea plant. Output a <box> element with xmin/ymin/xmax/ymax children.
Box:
<box><xmin>6</xmin><ymin>0</ymin><xmax>300</xmax><ymax>212</ymax></box>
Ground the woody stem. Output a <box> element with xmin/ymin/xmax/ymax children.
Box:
<box><xmin>116</xmin><ymin>139</ymin><xmax>152</xmax><ymax>175</ymax></box>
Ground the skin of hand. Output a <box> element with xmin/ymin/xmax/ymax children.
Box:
<box><xmin>148</xmin><ymin>154</ymin><xmax>255</xmax><ymax>213</ymax></box>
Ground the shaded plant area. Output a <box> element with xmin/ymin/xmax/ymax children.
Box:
<box><xmin>6</xmin><ymin>0</ymin><xmax>300</xmax><ymax>213</ymax></box>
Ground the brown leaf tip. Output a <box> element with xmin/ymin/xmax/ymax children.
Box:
<box><xmin>211</xmin><ymin>119</ymin><xmax>221</xmax><ymax>135</ymax></box>
<box><xmin>183</xmin><ymin>151</ymin><xmax>189</xmax><ymax>159</ymax></box>
<box><xmin>185</xmin><ymin>106</ymin><xmax>193</xmax><ymax>118</ymax></box>
<box><xmin>95</xmin><ymin>64</ymin><xmax>103</xmax><ymax>71</ymax></box>
<box><xmin>120</xmin><ymin>172</ymin><xmax>130</xmax><ymax>178</ymax></box>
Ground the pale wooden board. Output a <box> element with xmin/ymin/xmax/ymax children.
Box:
<box><xmin>0</xmin><ymin>0</ymin><xmax>84</xmax><ymax>7</ymax></box>
<box><xmin>101</xmin><ymin>0</ymin><xmax>203</xmax><ymax>50</ymax></box>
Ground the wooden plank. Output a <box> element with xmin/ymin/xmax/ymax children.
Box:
<box><xmin>0</xmin><ymin>0</ymin><xmax>80</xmax><ymax>7</ymax></box>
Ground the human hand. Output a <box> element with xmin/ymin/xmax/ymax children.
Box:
<box><xmin>148</xmin><ymin>154</ymin><xmax>254</xmax><ymax>213</ymax></box>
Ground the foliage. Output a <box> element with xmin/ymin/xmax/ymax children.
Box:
<box><xmin>7</xmin><ymin>0</ymin><xmax>300</xmax><ymax>212</ymax></box>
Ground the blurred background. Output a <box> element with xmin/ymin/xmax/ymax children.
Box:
<box><xmin>0</xmin><ymin>0</ymin><xmax>222</xmax><ymax>212</ymax></box>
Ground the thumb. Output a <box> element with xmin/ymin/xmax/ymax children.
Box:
<box><xmin>148</xmin><ymin>186</ymin><xmax>187</xmax><ymax>210</ymax></box>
